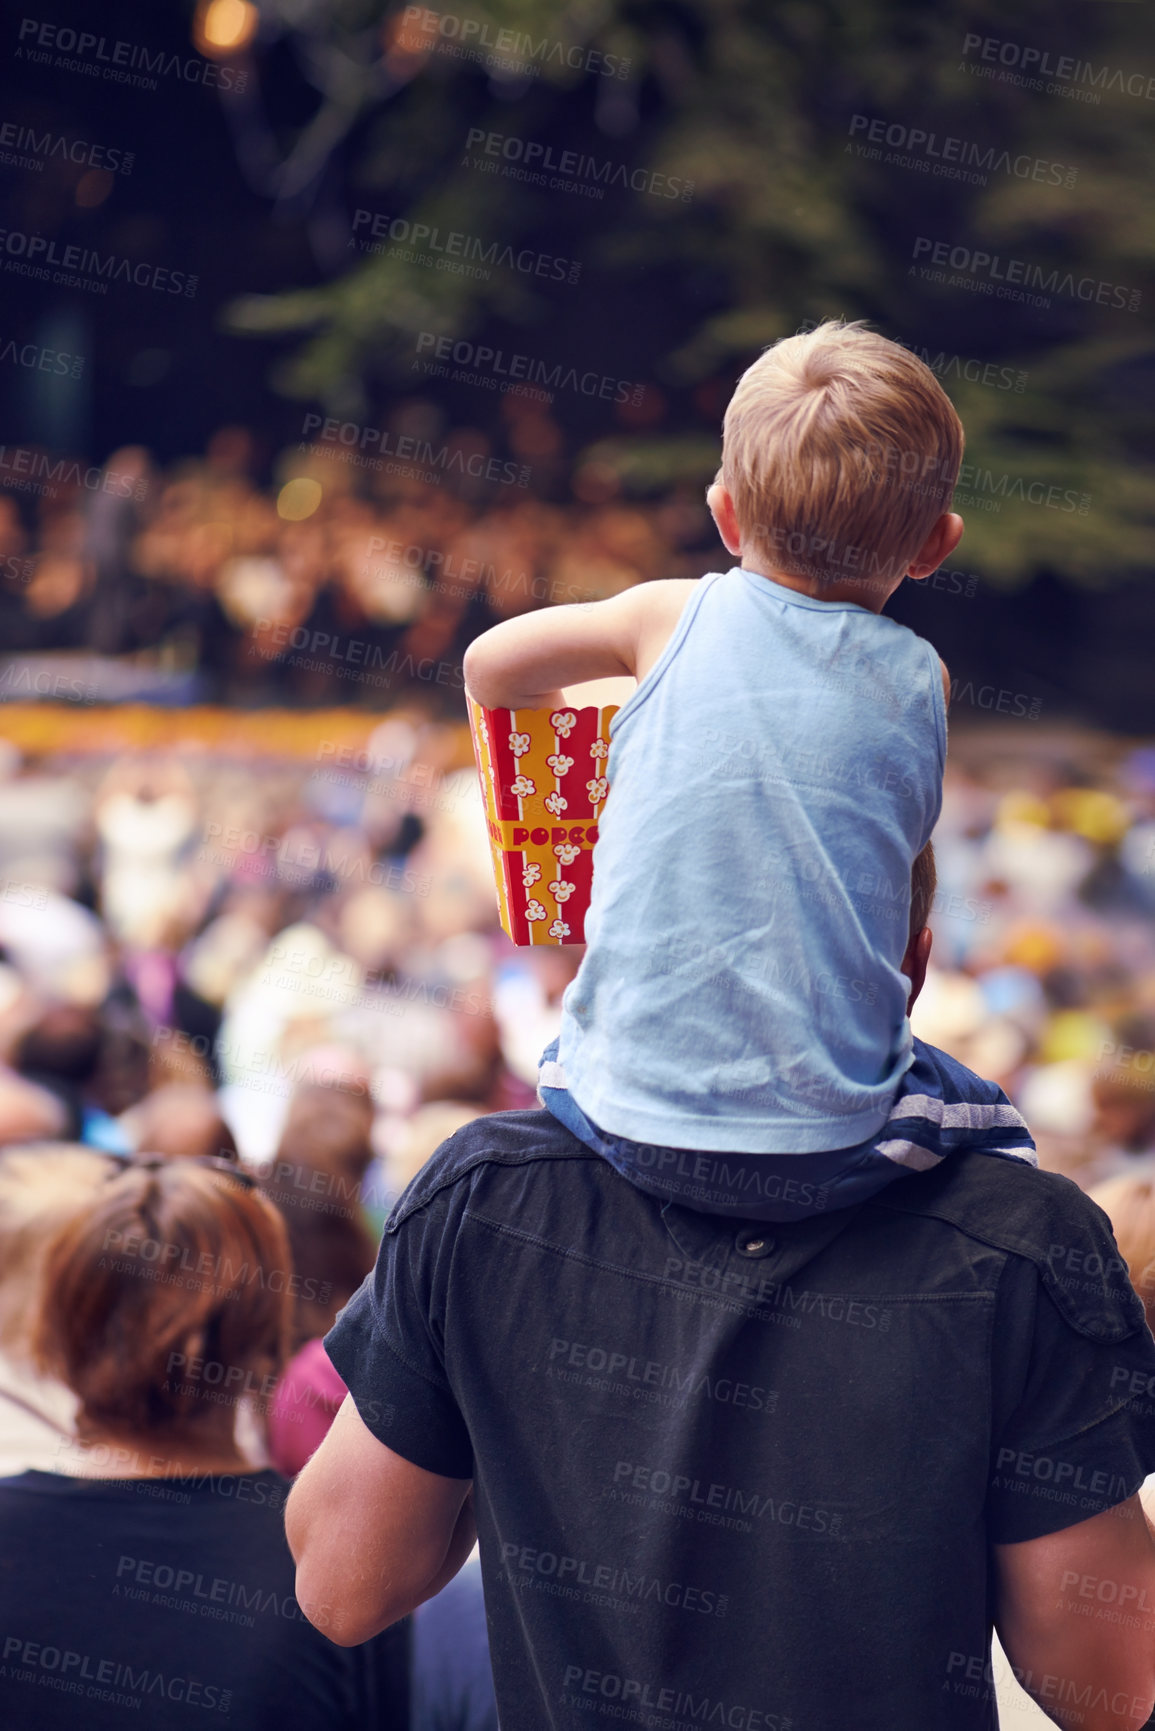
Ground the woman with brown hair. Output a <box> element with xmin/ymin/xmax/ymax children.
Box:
<box><xmin>0</xmin><ymin>1155</ymin><xmax>406</xmax><ymax>1729</ymax></box>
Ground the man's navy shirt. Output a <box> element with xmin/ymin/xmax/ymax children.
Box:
<box><xmin>326</xmin><ymin>1110</ymin><xmax>1155</xmax><ymax>1731</ymax></box>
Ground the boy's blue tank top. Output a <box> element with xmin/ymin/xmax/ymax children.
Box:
<box><xmin>554</xmin><ymin>566</ymin><xmax>947</xmax><ymax>1153</ymax></box>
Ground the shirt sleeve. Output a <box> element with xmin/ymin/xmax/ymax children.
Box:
<box><xmin>988</xmin><ymin>1254</ymin><xmax>1155</xmax><ymax>1543</ymax></box>
<box><xmin>325</xmin><ymin>1185</ymin><xmax>474</xmax><ymax>1480</ymax></box>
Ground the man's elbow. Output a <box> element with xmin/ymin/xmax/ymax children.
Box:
<box><xmin>1003</xmin><ymin>1638</ymin><xmax>1155</xmax><ymax>1731</ymax></box>
<box><xmin>294</xmin><ymin>1569</ymin><xmax>410</xmax><ymax>1647</ymax></box>
<box><xmin>1074</xmin><ymin>1695</ymin><xmax>1155</xmax><ymax>1731</ymax></box>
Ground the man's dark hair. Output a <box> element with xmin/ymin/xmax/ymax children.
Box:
<box><xmin>910</xmin><ymin>841</ymin><xmax>936</xmax><ymax>944</ymax></box>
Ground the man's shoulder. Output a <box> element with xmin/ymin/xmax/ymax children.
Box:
<box><xmin>385</xmin><ymin>1110</ymin><xmax>591</xmax><ymax>1232</ymax></box>
<box><xmin>873</xmin><ymin>1151</ymin><xmax>1146</xmax><ymax>1343</ymax></box>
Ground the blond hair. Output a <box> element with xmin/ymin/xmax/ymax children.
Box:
<box><xmin>721</xmin><ymin>320</ymin><xmax>964</xmax><ymax>586</ymax></box>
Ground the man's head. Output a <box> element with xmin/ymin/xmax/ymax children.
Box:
<box><xmin>713</xmin><ymin>320</ymin><xmax>964</xmax><ymax>602</ymax></box>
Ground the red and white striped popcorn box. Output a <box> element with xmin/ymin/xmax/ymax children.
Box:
<box><xmin>467</xmin><ymin>696</ymin><xmax>617</xmax><ymax>945</ymax></box>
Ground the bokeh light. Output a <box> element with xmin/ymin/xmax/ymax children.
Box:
<box><xmin>276</xmin><ymin>477</ymin><xmax>323</xmax><ymax>521</ymax></box>
<box><xmin>193</xmin><ymin>0</ymin><xmax>258</xmax><ymax>58</ymax></box>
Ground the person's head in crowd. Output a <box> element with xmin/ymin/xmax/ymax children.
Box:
<box><xmin>1088</xmin><ymin>1174</ymin><xmax>1155</xmax><ymax>1336</ymax></box>
<box><xmin>120</xmin><ymin>1084</ymin><xmax>238</xmax><ymax>1164</ymax></box>
<box><xmin>267</xmin><ymin>1097</ymin><xmax>480</xmax><ymax>1480</ymax></box>
<box><xmin>149</xmin><ymin>1026</ymin><xmax>216</xmax><ymax>1092</ymax></box>
<box><xmin>13</xmin><ymin>1003</ymin><xmax>102</xmax><ymax>1084</ymax></box>
<box><xmin>1089</xmin><ymin>1016</ymin><xmax>1155</xmax><ymax>1155</ymax></box>
<box><xmin>714</xmin><ymin>318</ymin><xmax>964</xmax><ymax>597</ymax></box>
<box><xmin>0</xmin><ymin>1144</ymin><xmax>114</xmax><ymax>1364</ymax></box>
<box><xmin>0</xmin><ymin>1067</ymin><xmax>68</xmax><ymax>1147</ymax></box>
<box><xmin>89</xmin><ymin>993</ymin><xmax>153</xmax><ymax>1115</ymax></box>
<box><xmin>35</xmin><ymin>1158</ymin><xmax>291</xmax><ymax>1466</ymax></box>
<box><xmin>1089</xmin><ymin>1065</ymin><xmax>1155</xmax><ymax>1156</ymax></box>
<box><xmin>263</xmin><ymin>1075</ymin><xmax>377</xmax><ymax>1349</ymax></box>
<box><xmin>12</xmin><ymin>1003</ymin><xmax>103</xmax><ymax>1137</ymax></box>
<box><xmin>277</xmin><ymin>1052</ymin><xmax>375</xmax><ymax>1177</ymax></box>
<box><xmin>391</xmin><ymin>1101</ymin><xmax>480</xmax><ymax>1194</ymax></box>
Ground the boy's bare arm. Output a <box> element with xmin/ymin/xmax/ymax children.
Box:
<box><xmin>940</xmin><ymin>657</ymin><xmax>951</xmax><ymax>709</ymax></box>
<box><xmin>463</xmin><ymin>580</ymin><xmax>698</xmax><ymax>711</ymax></box>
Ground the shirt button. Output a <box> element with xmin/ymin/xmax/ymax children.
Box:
<box><xmin>736</xmin><ymin>1232</ymin><xmax>775</xmax><ymax>1258</ymax></box>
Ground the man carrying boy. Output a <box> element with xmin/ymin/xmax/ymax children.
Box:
<box><xmin>290</xmin><ymin>842</ymin><xmax>1155</xmax><ymax>1731</ymax></box>
<box><xmin>290</xmin><ymin>323</ymin><xmax>1155</xmax><ymax>1731</ymax></box>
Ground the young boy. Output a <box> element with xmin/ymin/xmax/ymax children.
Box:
<box><xmin>464</xmin><ymin>320</ymin><xmax>1034</xmax><ymax>1220</ymax></box>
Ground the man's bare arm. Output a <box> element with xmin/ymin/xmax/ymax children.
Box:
<box><xmin>994</xmin><ymin>1495</ymin><xmax>1155</xmax><ymax>1731</ymax></box>
<box><xmin>286</xmin><ymin>1395</ymin><xmax>475</xmax><ymax>1647</ymax></box>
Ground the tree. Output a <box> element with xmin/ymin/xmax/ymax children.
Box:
<box><xmin>225</xmin><ymin>0</ymin><xmax>1155</xmax><ymax>588</ymax></box>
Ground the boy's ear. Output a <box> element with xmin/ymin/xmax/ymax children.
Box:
<box><xmin>907</xmin><ymin>512</ymin><xmax>964</xmax><ymax>581</ymax></box>
<box><xmin>707</xmin><ymin>481</ymin><xmax>744</xmax><ymax>558</ymax></box>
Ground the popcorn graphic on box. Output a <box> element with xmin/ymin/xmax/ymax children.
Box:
<box><xmin>468</xmin><ymin>697</ymin><xmax>617</xmax><ymax>945</ymax></box>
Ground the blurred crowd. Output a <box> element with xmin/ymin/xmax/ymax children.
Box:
<box><xmin>0</xmin><ymin>425</ymin><xmax>708</xmax><ymax>708</ymax></box>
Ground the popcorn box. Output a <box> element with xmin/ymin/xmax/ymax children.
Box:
<box><xmin>468</xmin><ymin>697</ymin><xmax>617</xmax><ymax>945</ymax></box>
